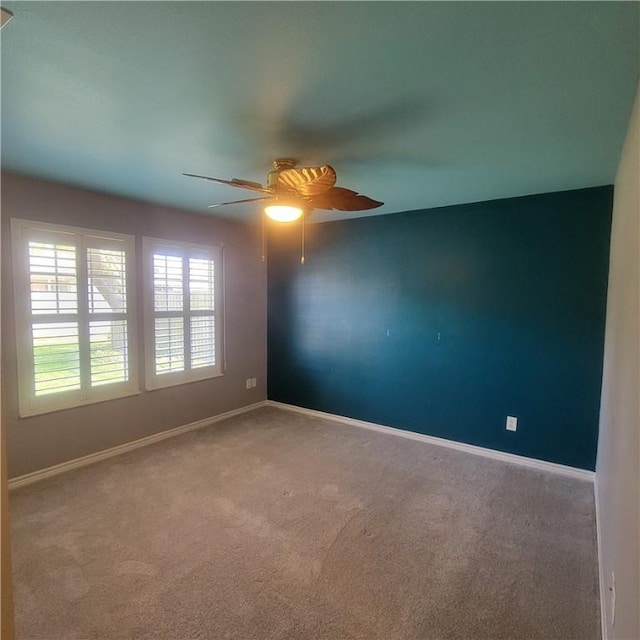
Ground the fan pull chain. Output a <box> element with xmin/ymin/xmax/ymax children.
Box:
<box><xmin>301</xmin><ymin>213</ymin><xmax>306</xmax><ymax>265</ymax></box>
<box><xmin>261</xmin><ymin>212</ymin><xmax>266</xmax><ymax>262</ymax></box>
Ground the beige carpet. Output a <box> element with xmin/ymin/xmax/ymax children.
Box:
<box><xmin>10</xmin><ymin>406</ymin><xmax>600</xmax><ymax>639</ymax></box>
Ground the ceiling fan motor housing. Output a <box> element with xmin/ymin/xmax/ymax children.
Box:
<box><xmin>268</xmin><ymin>158</ymin><xmax>298</xmax><ymax>191</ymax></box>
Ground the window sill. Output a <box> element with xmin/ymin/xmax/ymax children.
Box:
<box><xmin>144</xmin><ymin>370</ymin><xmax>224</xmax><ymax>392</ymax></box>
<box><xmin>19</xmin><ymin>388</ymin><xmax>142</xmax><ymax>419</ymax></box>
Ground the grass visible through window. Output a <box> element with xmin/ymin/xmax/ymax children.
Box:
<box><xmin>34</xmin><ymin>341</ymin><xmax>127</xmax><ymax>394</ymax></box>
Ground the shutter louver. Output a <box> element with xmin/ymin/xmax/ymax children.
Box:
<box><xmin>28</xmin><ymin>240</ymin><xmax>81</xmax><ymax>396</ymax></box>
<box><xmin>87</xmin><ymin>247</ymin><xmax>127</xmax><ymax>313</ymax></box>
<box><xmin>29</xmin><ymin>241</ymin><xmax>78</xmax><ymax>314</ymax></box>
<box><xmin>155</xmin><ymin>317</ymin><xmax>184</xmax><ymax>374</ymax></box>
<box><xmin>191</xmin><ymin>316</ymin><xmax>215</xmax><ymax>368</ymax></box>
<box><xmin>32</xmin><ymin>322</ymin><xmax>81</xmax><ymax>395</ymax></box>
<box><xmin>154</xmin><ymin>255</ymin><xmax>183</xmax><ymax>312</ymax></box>
<box><xmin>90</xmin><ymin>320</ymin><xmax>129</xmax><ymax>386</ymax></box>
<box><xmin>87</xmin><ymin>247</ymin><xmax>130</xmax><ymax>387</ymax></box>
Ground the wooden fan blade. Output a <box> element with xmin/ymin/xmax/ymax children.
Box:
<box><xmin>207</xmin><ymin>196</ymin><xmax>274</xmax><ymax>209</ymax></box>
<box><xmin>309</xmin><ymin>187</ymin><xmax>383</xmax><ymax>211</ymax></box>
<box><xmin>230</xmin><ymin>177</ymin><xmax>266</xmax><ymax>190</ymax></box>
<box><xmin>277</xmin><ymin>165</ymin><xmax>337</xmax><ymax>196</ymax></box>
<box><xmin>183</xmin><ymin>173</ymin><xmax>271</xmax><ymax>194</ymax></box>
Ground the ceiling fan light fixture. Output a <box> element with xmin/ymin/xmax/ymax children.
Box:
<box><xmin>264</xmin><ymin>203</ymin><xmax>304</xmax><ymax>223</ymax></box>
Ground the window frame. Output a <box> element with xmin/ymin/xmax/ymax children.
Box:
<box><xmin>142</xmin><ymin>236</ymin><xmax>225</xmax><ymax>391</ymax></box>
<box><xmin>11</xmin><ymin>218</ymin><xmax>139</xmax><ymax>417</ymax></box>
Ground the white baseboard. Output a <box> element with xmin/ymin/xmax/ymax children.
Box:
<box><xmin>9</xmin><ymin>401</ymin><xmax>268</xmax><ymax>490</ymax></box>
<box><xmin>267</xmin><ymin>401</ymin><xmax>595</xmax><ymax>482</ymax></box>
<box><xmin>594</xmin><ymin>477</ymin><xmax>608</xmax><ymax>640</ymax></box>
<box><xmin>10</xmin><ymin>398</ymin><xmax>595</xmax><ymax>489</ymax></box>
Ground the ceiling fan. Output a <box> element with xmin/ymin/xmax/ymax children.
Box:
<box><xmin>183</xmin><ymin>158</ymin><xmax>383</xmax><ymax>222</ymax></box>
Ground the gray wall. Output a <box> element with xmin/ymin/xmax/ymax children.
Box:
<box><xmin>596</xmin><ymin>85</ymin><xmax>639</xmax><ymax>640</ymax></box>
<box><xmin>2</xmin><ymin>172</ymin><xmax>267</xmax><ymax>478</ymax></box>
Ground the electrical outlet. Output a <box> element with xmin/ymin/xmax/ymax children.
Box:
<box><xmin>251</xmin><ymin>377</ymin><xmax>257</xmax><ymax>388</ymax></box>
<box><xmin>245</xmin><ymin>378</ymin><xmax>252</xmax><ymax>390</ymax></box>
<box><xmin>506</xmin><ymin>416</ymin><xmax>517</xmax><ymax>432</ymax></box>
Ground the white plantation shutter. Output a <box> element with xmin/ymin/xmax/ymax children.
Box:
<box><xmin>12</xmin><ymin>220</ymin><xmax>138</xmax><ymax>416</ymax></box>
<box><xmin>144</xmin><ymin>238</ymin><xmax>224</xmax><ymax>389</ymax></box>
<box><xmin>153</xmin><ymin>254</ymin><xmax>184</xmax><ymax>374</ymax></box>
<box><xmin>87</xmin><ymin>245</ymin><xmax>130</xmax><ymax>387</ymax></box>
<box><xmin>28</xmin><ymin>238</ymin><xmax>81</xmax><ymax>396</ymax></box>
<box><xmin>191</xmin><ymin>316</ymin><xmax>215</xmax><ymax>369</ymax></box>
<box><xmin>189</xmin><ymin>257</ymin><xmax>217</xmax><ymax>369</ymax></box>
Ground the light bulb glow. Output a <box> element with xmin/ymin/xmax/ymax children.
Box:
<box><xmin>264</xmin><ymin>204</ymin><xmax>303</xmax><ymax>222</ymax></box>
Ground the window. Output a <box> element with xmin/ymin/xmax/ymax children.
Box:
<box><xmin>11</xmin><ymin>219</ymin><xmax>138</xmax><ymax>416</ymax></box>
<box><xmin>143</xmin><ymin>237</ymin><xmax>224</xmax><ymax>390</ymax></box>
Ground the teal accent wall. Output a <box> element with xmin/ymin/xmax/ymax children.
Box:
<box><xmin>267</xmin><ymin>187</ymin><xmax>613</xmax><ymax>470</ymax></box>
